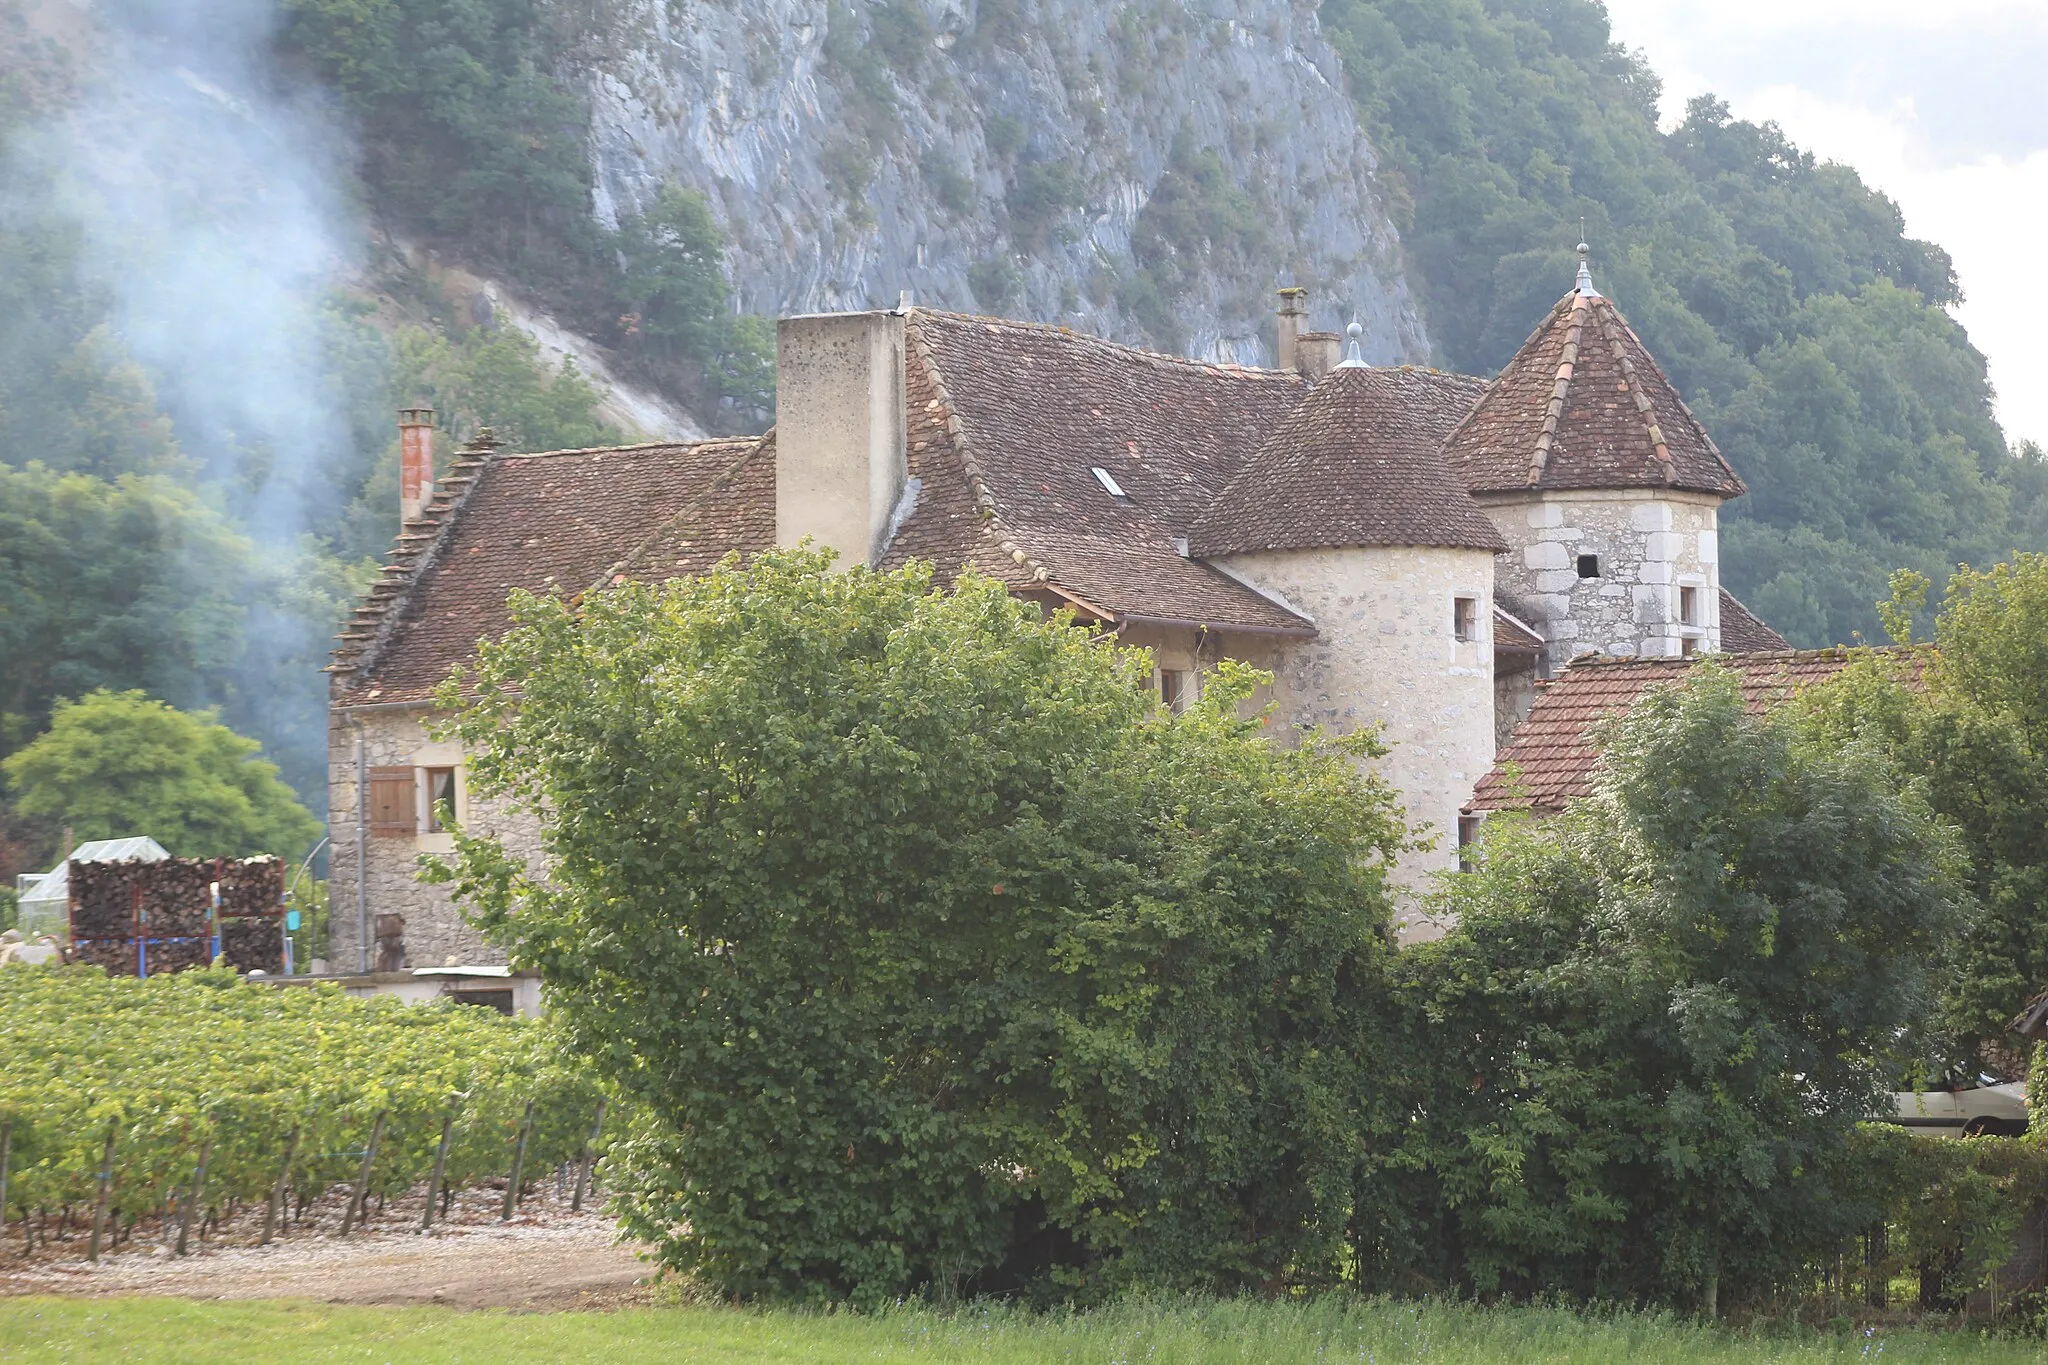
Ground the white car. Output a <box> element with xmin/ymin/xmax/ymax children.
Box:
<box><xmin>1889</xmin><ymin>1081</ymin><xmax>2030</xmax><ymax>1138</ymax></box>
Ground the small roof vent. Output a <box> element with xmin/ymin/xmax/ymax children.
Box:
<box><xmin>1090</xmin><ymin>466</ymin><xmax>1128</xmax><ymax>498</ymax></box>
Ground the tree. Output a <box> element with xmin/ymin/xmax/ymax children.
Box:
<box><xmin>2</xmin><ymin>690</ymin><xmax>320</xmax><ymax>860</ymax></box>
<box><xmin>431</xmin><ymin>547</ymin><xmax>1408</xmax><ymax>1303</ymax></box>
<box><xmin>1798</xmin><ymin>560</ymin><xmax>2048</xmax><ymax>1072</ymax></box>
<box><xmin>1386</xmin><ymin>663</ymin><xmax>1963</xmax><ymax>1308</ymax></box>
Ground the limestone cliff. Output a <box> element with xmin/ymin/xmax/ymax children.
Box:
<box><xmin>587</xmin><ymin>0</ymin><xmax>1426</xmax><ymax>365</ymax></box>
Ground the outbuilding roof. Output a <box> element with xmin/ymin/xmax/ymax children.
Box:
<box><xmin>1467</xmin><ymin>647</ymin><xmax>1890</xmax><ymax>814</ymax></box>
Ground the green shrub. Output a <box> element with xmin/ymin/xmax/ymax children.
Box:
<box><xmin>1006</xmin><ymin>161</ymin><xmax>1088</xmax><ymax>253</ymax></box>
<box><xmin>1386</xmin><ymin>663</ymin><xmax>1966</xmax><ymax>1308</ymax></box>
<box><xmin>433</xmin><ymin>549</ymin><xmax>1408</xmax><ymax>1304</ymax></box>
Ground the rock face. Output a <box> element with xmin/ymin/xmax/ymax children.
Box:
<box><xmin>587</xmin><ymin>0</ymin><xmax>1427</xmax><ymax>365</ymax></box>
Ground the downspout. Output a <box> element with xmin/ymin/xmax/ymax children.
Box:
<box><xmin>352</xmin><ymin>716</ymin><xmax>369</xmax><ymax>975</ymax></box>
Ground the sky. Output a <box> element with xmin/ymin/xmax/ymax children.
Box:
<box><xmin>1602</xmin><ymin>0</ymin><xmax>2048</xmax><ymax>450</ymax></box>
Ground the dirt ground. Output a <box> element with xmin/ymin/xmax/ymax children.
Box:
<box><xmin>0</xmin><ymin>1180</ymin><xmax>654</xmax><ymax>1311</ymax></box>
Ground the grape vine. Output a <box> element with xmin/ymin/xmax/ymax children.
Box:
<box><xmin>0</xmin><ymin>966</ymin><xmax>609</xmax><ymax>1247</ymax></box>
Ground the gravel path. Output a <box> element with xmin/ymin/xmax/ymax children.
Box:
<box><xmin>0</xmin><ymin>1184</ymin><xmax>653</xmax><ymax>1311</ymax></box>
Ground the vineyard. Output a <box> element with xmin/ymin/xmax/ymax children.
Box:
<box><xmin>0</xmin><ymin>966</ymin><xmax>609</xmax><ymax>1257</ymax></box>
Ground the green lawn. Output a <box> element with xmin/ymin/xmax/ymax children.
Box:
<box><xmin>3</xmin><ymin>1296</ymin><xmax>2045</xmax><ymax>1364</ymax></box>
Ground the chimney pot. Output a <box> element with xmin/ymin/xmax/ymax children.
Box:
<box><xmin>1276</xmin><ymin>287</ymin><xmax>1308</xmax><ymax>374</ymax></box>
<box><xmin>397</xmin><ymin>408</ymin><xmax>435</xmax><ymax>528</ymax></box>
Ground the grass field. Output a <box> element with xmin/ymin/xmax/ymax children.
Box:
<box><xmin>3</xmin><ymin>1295</ymin><xmax>2045</xmax><ymax>1364</ymax></box>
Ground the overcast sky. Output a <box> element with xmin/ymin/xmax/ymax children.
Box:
<box><xmin>1601</xmin><ymin>0</ymin><xmax>2047</xmax><ymax>449</ymax></box>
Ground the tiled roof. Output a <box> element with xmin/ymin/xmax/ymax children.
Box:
<box><xmin>1444</xmin><ymin>287</ymin><xmax>1745</xmax><ymax>498</ymax></box>
<box><xmin>1188</xmin><ymin>363</ymin><xmax>1503</xmax><ymax>556</ymax></box>
<box><xmin>1494</xmin><ymin>605</ymin><xmax>1545</xmax><ymax>655</ymax></box>
<box><xmin>1468</xmin><ymin>647</ymin><xmax>1881</xmax><ymax>813</ymax></box>
<box><xmin>1719</xmin><ymin>587</ymin><xmax>1789</xmax><ymax>652</ymax></box>
<box><xmin>898</xmin><ymin>310</ymin><xmax>1317</xmax><ymax>635</ymax></box>
<box><xmin>330</xmin><ymin>439</ymin><xmax>770</xmax><ymax>704</ymax></box>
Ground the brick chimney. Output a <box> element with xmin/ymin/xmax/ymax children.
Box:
<box><xmin>398</xmin><ymin>407</ymin><xmax>435</xmax><ymax>527</ymax></box>
<box><xmin>775</xmin><ymin>311</ymin><xmax>909</xmax><ymax>569</ymax></box>
<box><xmin>1276</xmin><ymin>287</ymin><xmax>1307</xmax><ymax>373</ymax></box>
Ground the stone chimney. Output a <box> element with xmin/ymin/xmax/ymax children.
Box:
<box><xmin>398</xmin><ymin>407</ymin><xmax>434</xmax><ymax>526</ymax></box>
<box><xmin>1295</xmin><ymin>331</ymin><xmax>1343</xmax><ymax>381</ymax></box>
<box><xmin>1275</xmin><ymin>287</ymin><xmax>1307</xmax><ymax>373</ymax></box>
<box><xmin>775</xmin><ymin>311</ymin><xmax>909</xmax><ymax>570</ymax></box>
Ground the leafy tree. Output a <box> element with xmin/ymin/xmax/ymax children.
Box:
<box><xmin>0</xmin><ymin>465</ymin><xmax>252</xmax><ymax>755</ymax></box>
<box><xmin>1390</xmin><ymin>663</ymin><xmax>1963</xmax><ymax>1308</ymax></box>
<box><xmin>388</xmin><ymin>322</ymin><xmax>618</xmax><ymax>456</ymax></box>
<box><xmin>431</xmin><ymin>548</ymin><xmax>1407</xmax><ymax>1303</ymax></box>
<box><xmin>1798</xmin><ymin>560</ymin><xmax>2048</xmax><ymax>1072</ymax></box>
<box><xmin>3</xmin><ymin>689</ymin><xmax>321</xmax><ymax>860</ymax></box>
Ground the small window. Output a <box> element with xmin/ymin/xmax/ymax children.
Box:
<box><xmin>1679</xmin><ymin>584</ymin><xmax>1699</xmax><ymax>625</ymax></box>
<box><xmin>1576</xmin><ymin>554</ymin><xmax>1601</xmax><ymax>579</ymax></box>
<box><xmin>1457</xmin><ymin>815</ymin><xmax>1482</xmax><ymax>873</ymax></box>
<box><xmin>424</xmin><ymin>766</ymin><xmax>458</xmax><ymax>833</ymax></box>
<box><xmin>1158</xmin><ymin>669</ymin><xmax>1189</xmax><ymax>712</ymax></box>
<box><xmin>1680</xmin><ymin>636</ymin><xmax>1699</xmax><ymax>658</ymax></box>
<box><xmin>1452</xmin><ymin>596</ymin><xmax>1478</xmax><ymax>643</ymax></box>
<box><xmin>1090</xmin><ymin>466</ymin><xmax>1128</xmax><ymax>498</ymax></box>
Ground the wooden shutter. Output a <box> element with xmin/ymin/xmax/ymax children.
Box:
<box><xmin>368</xmin><ymin>766</ymin><xmax>416</xmax><ymax>837</ymax></box>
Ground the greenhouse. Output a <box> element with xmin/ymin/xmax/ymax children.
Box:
<box><xmin>14</xmin><ymin>837</ymin><xmax>169</xmax><ymax>939</ymax></box>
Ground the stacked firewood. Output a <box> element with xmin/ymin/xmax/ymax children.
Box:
<box><xmin>67</xmin><ymin>857</ymin><xmax>289</xmax><ymax>977</ymax></box>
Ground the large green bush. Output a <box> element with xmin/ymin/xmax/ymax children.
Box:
<box><xmin>432</xmin><ymin>548</ymin><xmax>1408</xmax><ymax>1303</ymax></box>
<box><xmin>1386</xmin><ymin>664</ymin><xmax>1964</xmax><ymax>1309</ymax></box>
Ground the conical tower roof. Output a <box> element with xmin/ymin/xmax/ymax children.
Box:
<box><xmin>1189</xmin><ymin>338</ymin><xmax>1507</xmax><ymax>557</ymax></box>
<box><xmin>1443</xmin><ymin>253</ymin><xmax>1745</xmax><ymax>497</ymax></box>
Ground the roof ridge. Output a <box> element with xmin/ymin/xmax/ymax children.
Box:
<box><xmin>1606</xmin><ymin>308</ymin><xmax>1746</xmax><ymax>497</ymax></box>
<box><xmin>494</xmin><ymin>437</ymin><xmax>760</xmax><ymax>461</ymax></box>
<box><xmin>910</xmin><ymin>306</ymin><xmax>1313</xmax><ymax>383</ymax></box>
<box><xmin>328</xmin><ymin>447</ymin><xmax>497</xmax><ymax>681</ymax></box>
<box><xmin>905</xmin><ymin>315</ymin><xmax>1055</xmax><ymax>586</ymax></box>
<box><xmin>1592</xmin><ymin>299</ymin><xmax>1676</xmax><ymax>485</ymax></box>
<box><xmin>585</xmin><ymin>434</ymin><xmax>774</xmax><ymax>592</ymax></box>
<box><xmin>1528</xmin><ymin>293</ymin><xmax>1590</xmax><ymax>485</ymax></box>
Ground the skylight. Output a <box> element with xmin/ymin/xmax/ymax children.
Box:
<box><xmin>1091</xmin><ymin>466</ymin><xmax>1127</xmax><ymax>498</ymax></box>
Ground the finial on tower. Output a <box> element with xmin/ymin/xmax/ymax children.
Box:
<box><xmin>1336</xmin><ymin>320</ymin><xmax>1367</xmax><ymax>369</ymax></box>
<box><xmin>1575</xmin><ymin>242</ymin><xmax>1599</xmax><ymax>298</ymax></box>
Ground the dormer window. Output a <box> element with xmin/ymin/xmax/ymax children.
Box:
<box><xmin>1091</xmin><ymin>466</ymin><xmax>1128</xmax><ymax>499</ymax></box>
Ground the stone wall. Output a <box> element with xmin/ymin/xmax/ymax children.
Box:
<box><xmin>1479</xmin><ymin>490</ymin><xmax>1722</xmax><ymax>675</ymax></box>
<box><xmin>327</xmin><ymin>706</ymin><xmax>535</xmax><ymax>972</ymax></box>
<box><xmin>1218</xmin><ymin>546</ymin><xmax>1497</xmax><ymax>940</ymax></box>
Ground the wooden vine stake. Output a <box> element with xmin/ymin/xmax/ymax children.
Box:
<box><xmin>571</xmin><ymin>1100</ymin><xmax>606</xmax><ymax>1212</ymax></box>
<box><xmin>420</xmin><ymin>1114</ymin><xmax>453</xmax><ymax>1233</ymax></box>
<box><xmin>338</xmin><ymin>1110</ymin><xmax>386</xmax><ymax>1238</ymax></box>
<box><xmin>501</xmin><ymin>1101</ymin><xmax>534</xmax><ymax>1223</ymax></box>
<box><xmin>260</xmin><ymin>1126</ymin><xmax>299</xmax><ymax>1247</ymax></box>
<box><xmin>0</xmin><ymin>1118</ymin><xmax>13</xmax><ymax>1235</ymax></box>
<box><xmin>175</xmin><ymin>1137</ymin><xmax>212</xmax><ymax>1256</ymax></box>
<box><xmin>87</xmin><ymin>1120</ymin><xmax>117</xmax><ymax>1263</ymax></box>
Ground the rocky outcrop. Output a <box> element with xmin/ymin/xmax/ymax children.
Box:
<box><xmin>586</xmin><ymin>0</ymin><xmax>1426</xmax><ymax>365</ymax></box>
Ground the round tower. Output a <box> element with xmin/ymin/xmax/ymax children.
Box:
<box><xmin>1190</xmin><ymin>326</ymin><xmax>1508</xmax><ymax>932</ymax></box>
<box><xmin>1442</xmin><ymin>249</ymin><xmax>1747</xmax><ymax>675</ymax></box>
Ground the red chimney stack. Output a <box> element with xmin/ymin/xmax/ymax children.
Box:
<box><xmin>398</xmin><ymin>408</ymin><xmax>434</xmax><ymax>527</ymax></box>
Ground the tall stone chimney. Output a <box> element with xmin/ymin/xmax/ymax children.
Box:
<box><xmin>1276</xmin><ymin>287</ymin><xmax>1307</xmax><ymax>373</ymax></box>
<box><xmin>775</xmin><ymin>311</ymin><xmax>909</xmax><ymax>570</ymax></box>
<box><xmin>398</xmin><ymin>407</ymin><xmax>434</xmax><ymax>527</ymax></box>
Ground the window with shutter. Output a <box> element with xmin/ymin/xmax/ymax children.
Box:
<box><xmin>368</xmin><ymin>766</ymin><xmax>416</xmax><ymax>836</ymax></box>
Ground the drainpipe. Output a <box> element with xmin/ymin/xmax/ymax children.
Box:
<box><xmin>352</xmin><ymin>716</ymin><xmax>370</xmax><ymax>975</ymax></box>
